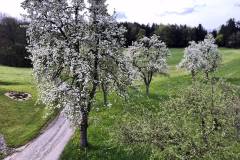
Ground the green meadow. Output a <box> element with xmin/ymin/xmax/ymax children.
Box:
<box><xmin>60</xmin><ymin>48</ymin><xmax>240</xmax><ymax>159</ymax></box>
<box><xmin>0</xmin><ymin>66</ymin><xmax>53</xmax><ymax>148</ymax></box>
<box><xmin>0</xmin><ymin>48</ymin><xmax>240</xmax><ymax>159</ymax></box>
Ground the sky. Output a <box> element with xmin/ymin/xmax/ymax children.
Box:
<box><xmin>0</xmin><ymin>0</ymin><xmax>240</xmax><ymax>30</ymax></box>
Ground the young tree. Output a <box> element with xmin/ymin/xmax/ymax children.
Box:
<box><xmin>130</xmin><ymin>35</ymin><xmax>169</xmax><ymax>96</ymax></box>
<box><xmin>178</xmin><ymin>41</ymin><xmax>203</xmax><ymax>80</ymax></box>
<box><xmin>178</xmin><ymin>34</ymin><xmax>221</xmax><ymax>80</ymax></box>
<box><xmin>179</xmin><ymin>35</ymin><xmax>221</xmax><ymax>130</ymax></box>
<box><xmin>22</xmin><ymin>0</ymin><xmax>132</xmax><ymax>148</ymax></box>
<box><xmin>199</xmin><ymin>34</ymin><xmax>221</xmax><ymax>79</ymax></box>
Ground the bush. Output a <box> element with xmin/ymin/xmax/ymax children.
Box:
<box><xmin>116</xmin><ymin>81</ymin><xmax>240</xmax><ymax>159</ymax></box>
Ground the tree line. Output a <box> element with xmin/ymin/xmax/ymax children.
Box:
<box><xmin>121</xmin><ymin>18</ymin><xmax>240</xmax><ymax>48</ymax></box>
<box><xmin>0</xmin><ymin>13</ymin><xmax>240</xmax><ymax>67</ymax></box>
<box><xmin>121</xmin><ymin>22</ymin><xmax>207</xmax><ymax>47</ymax></box>
<box><xmin>0</xmin><ymin>15</ymin><xmax>31</xmax><ymax>67</ymax></box>
<box><xmin>217</xmin><ymin>18</ymin><xmax>240</xmax><ymax>48</ymax></box>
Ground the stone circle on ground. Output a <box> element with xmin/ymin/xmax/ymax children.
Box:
<box><xmin>4</xmin><ymin>91</ymin><xmax>32</xmax><ymax>101</ymax></box>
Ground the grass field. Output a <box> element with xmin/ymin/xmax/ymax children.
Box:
<box><xmin>60</xmin><ymin>48</ymin><xmax>240</xmax><ymax>160</ymax></box>
<box><xmin>0</xmin><ymin>48</ymin><xmax>240</xmax><ymax>159</ymax></box>
<box><xmin>0</xmin><ymin>66</ymin><xmax>53</xmax><ymax>148</ymax></box>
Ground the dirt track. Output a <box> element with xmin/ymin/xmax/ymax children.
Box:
<box><xmin>5</xmin><ymin>113</ymin><xmax>74</xmax><ymax>160</ymax></box>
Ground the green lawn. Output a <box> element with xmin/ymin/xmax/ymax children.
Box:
<box><xmin>0</xmin><ymin>48</ymin><xmax>240</xmax><ymax>159</ymax></box>
<box><xmin>0</xmin><ymin>66</ymin><xmax>53</xmax><ymax>147</ymax></box>
<box><xmin>61</xmin><ymin>48</ymin><xmax>240</xmax><ymax>160</ymax></box>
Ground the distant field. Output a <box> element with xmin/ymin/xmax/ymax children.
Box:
<box><xmin>0</xmin><ymin>66</ymin><xmax>53</xmax><ymax>147</ymax></box>
<box><xmin>61</xmin><ymin>48</ymin><xmax>240</xmax><ymax>160</ymax></box>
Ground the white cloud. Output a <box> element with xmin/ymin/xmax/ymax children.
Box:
<box><xmin>107</xmin><ymin>0</ymin><xmax>240</xmax><ymax>29</ymax></box>
<box><xmin>0</xmin><ymin>0</ymin><xmax>239</xmax><ymax>29</ymax></box>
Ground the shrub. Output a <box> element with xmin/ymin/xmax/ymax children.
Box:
<box><xmin>116</xmin><ymin>81</ymin><xmax>240</xmax><ymax>159</ymax></box>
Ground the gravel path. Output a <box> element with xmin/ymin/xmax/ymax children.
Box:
<box><xmin>5</xmin><ymin>113</ymin><xmax>74</xmax><ymax>160</ymax></box>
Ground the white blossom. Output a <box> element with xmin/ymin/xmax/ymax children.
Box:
<box><xmin>178</xmin><ymin>34</ymin><xmax>221</xmax><ymax>79</ymax></box>
<box><xmin>129</xmin><ymin>35</ymin><xmax>170</xmax><ymax>95</ymax></box>
<box><xmin>178</xmin><ymin>41</ymin><xmax>203</xmax><ymax>76</ymax></box>
<box><xmin>22</xmin><ymin>0</ymin><xmax>133</xmax><ymax>129</ymax></box>
<box><xmin>199</xmin><ymin>34</ymin><xmax>221</xmax><ymax>75</ymax></box>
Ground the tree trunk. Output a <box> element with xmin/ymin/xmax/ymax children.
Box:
<box><xmin>191</xmin><ymin>70</ymin><xmax>196</xmax><ymax>81</ymax></box>
<box><xmin>102</xmin><ymin>83</ymin><xmax>108</xmax><ymax>106</ymax></box>
<box><xmin>205</xmin><ymin>72</ymin><xmax>209</xmax><ymax>80</ymax></box>
<box><xmin>103</xmin><ymin>91</ymin><xmax>108</xmax><ymax>106</ymax></box>
<box><xmin>80</xmin><ymin>112</ymin><xmax>88</xmax><ymax>148</ymax></box>
<box><xmin>146</xmin><ymin>84</ymin><xmax>150</xmax><ymax>96</ymax></box>
<box><xmin>143</xmin><ymin>73</ymin><xmax>152</xmax><ymax>97</ymax></box>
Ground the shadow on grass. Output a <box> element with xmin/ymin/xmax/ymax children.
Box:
<box><xmin>0</xmin><ymin>81</ymin><xmax>23</xmax><ymax>86</ymax></box>
<box><xmin>61</xmin><ymin>143</ymin><xmax>152</xmax><ymax>160</ymax></box>
<box><xmin>148</xmin><ymin>93</ymin><xmax>170</xmax><ymax>101</ymax></box>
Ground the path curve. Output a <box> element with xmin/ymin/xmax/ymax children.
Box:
<box><xmin>5</xmin><ymin>112</ymin><xmax>74</xmax><ymax>160</ymax></box>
